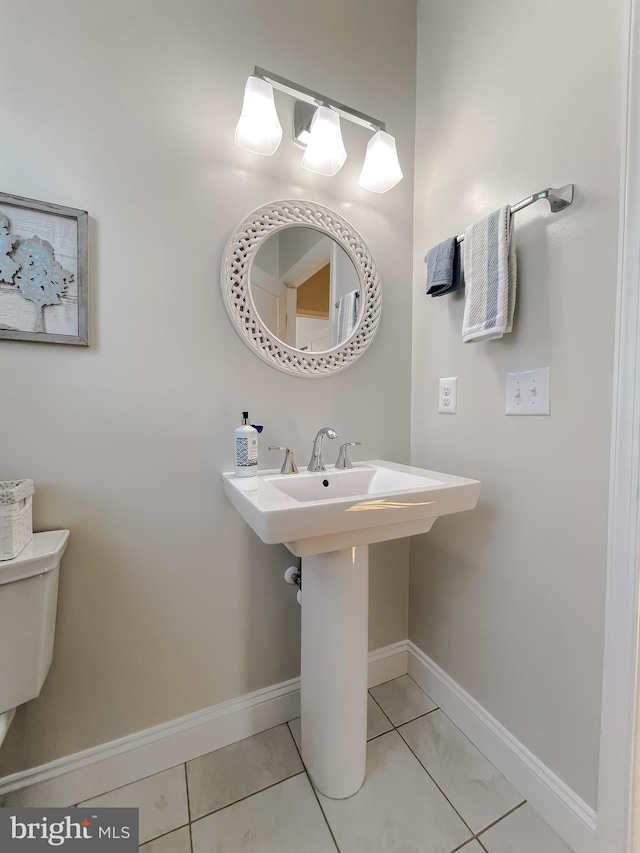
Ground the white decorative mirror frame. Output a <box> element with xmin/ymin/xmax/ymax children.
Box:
<box><xmin>220</xmin><ymin>200</ymin><xmax>381</xmax><ymax>376</ymax></box>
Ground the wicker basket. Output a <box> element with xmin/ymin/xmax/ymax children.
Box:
<box><xmin>0</xmin><ymin>479</ymin><xmax>34</xmax><ymax>561</ymax></box>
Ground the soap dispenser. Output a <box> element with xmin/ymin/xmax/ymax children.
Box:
<box><xmin>234</xmin><ymin>411</ymin><xmax>259</xmax><ymax>477</ymax></box>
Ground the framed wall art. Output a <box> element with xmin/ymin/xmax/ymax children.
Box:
<box><xmin>0</xmin><ymin>192</ymin><xmax>88</xmax><ymax>345</ymax></box>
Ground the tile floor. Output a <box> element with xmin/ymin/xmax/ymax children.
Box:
<box><xmin>77</xmin><ymin>674</ymin><xmax>575</xmax><ymax>852</ymax></box>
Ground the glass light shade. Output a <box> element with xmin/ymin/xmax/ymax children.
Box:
<box><xmin>357</xmin><ymin>130</ymin><xmax>403</xmax><ymax>193</ymax></box>
<box><xmin>234</xmin><ymin>76</ymin><xmax>283</xmax><ymax>156</ymax></box>
<box><xmin>301</xmin><ymin>106</ymin><xmax>347</xmax><ymax>176</ymax></box>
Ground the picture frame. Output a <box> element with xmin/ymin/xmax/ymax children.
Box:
<box><xmin>0</xmin><ymin>192</ymin><xmax>88</xmax><ymax>346</ymax></box>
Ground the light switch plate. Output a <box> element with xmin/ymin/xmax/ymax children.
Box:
<box><xmin>439</xmin><ymin>377</ymin><xmax>458</xmax><ymax>414</ymax></box>
<box><xmin>506</xmin><ymin>367</ymin><xmax>550</xmax><ymax>415</ymax></box>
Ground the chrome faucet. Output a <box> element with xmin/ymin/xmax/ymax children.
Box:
<box><xmin>307</xmin><ymin>427</ymin><xmax>338</xmax><ymax>472</ymax></box>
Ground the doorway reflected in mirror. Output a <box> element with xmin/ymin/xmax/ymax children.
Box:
<box><xmin>251</xmin><ymin>226</ymin><xmax>360</xmax><ymax>352</ymax></box>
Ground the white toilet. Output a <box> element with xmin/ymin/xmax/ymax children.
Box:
<box><xmin>0</xmin><ymin>529</ymin><xmax>69</xmax><ymax>748</ymax></box>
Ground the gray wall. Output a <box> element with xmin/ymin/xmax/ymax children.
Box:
<box><xmin>0</xmin><ymin>0</ymin><xmax>416</xmax><ymax>775</ymax></box>
<box><xmin>410</xmin><ymin>0</ymin><xmax>626</xmax><ymax>808</ymax></box>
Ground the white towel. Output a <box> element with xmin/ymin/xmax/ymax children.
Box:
<box><xmin>336</xmin><ymin>289</ymin><xmax>360</xmax><ymax>340</ymax></box>
<box><xmin>462</xmin><ymin>206</ymin><xmax>516</xmax><ymax>342</ymax></box>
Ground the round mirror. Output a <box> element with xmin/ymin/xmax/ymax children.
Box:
<box><xmin>251</xmin><ymin>227</ymin><xmax>361</xmax><ymax>353</ymax></box>
<box><xmin>220</xmin><ymin>200</ymin><xmax>381</xmax><ymax>377</ymax></box>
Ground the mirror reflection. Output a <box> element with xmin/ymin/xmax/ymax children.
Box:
<box><xmin>251</xmin><ymin>227</ymin><xmax>361</xmax><ymax>352</ymax></box>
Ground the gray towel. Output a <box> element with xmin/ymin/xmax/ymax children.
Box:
<box><xmin>462</xmin><ymin>206</ymin><xmax>516</xmax><ymax>342</ymax></box>
<box><xmin>425</xmin><ymin>237</ymin><xmax>463</xmax><ymax>296</ymax></box>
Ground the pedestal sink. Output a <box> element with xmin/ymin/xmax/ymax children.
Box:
<box><xmin>222</xmin><ymin>460</ymin><xmax>480</xmax><ymax>799</ymax></box>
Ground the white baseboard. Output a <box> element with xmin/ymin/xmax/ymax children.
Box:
<box><xmin>367</xmin><ymin>640</ymin><xmax>408</xmax><ymax>688</ymax></box>
<box><xmin>407</xmin><ymin>641</ymin><xmax>597</xmax><ymax>853</ymax></box>
<box><xmin>0</xmin><ymin>642</ymin><xmax>408</xmax><ymax>808</ymax></box>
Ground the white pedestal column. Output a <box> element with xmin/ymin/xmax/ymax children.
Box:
<box><xmin>300</xmin><ymin>545</ymin><xmax>369</xmax><ymax>799</ymax></box>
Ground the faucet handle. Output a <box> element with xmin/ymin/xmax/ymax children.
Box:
<box><xmin>268</xmin><ymin>446</ymin><xmax>299</xmax><ymax>475</ymax></box>
<box><xmin>335</xmin><ymin>442</ymin><xmax>362</xmax><ymax>470</ymax></box>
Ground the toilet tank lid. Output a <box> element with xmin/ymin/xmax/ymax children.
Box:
<box><xmin>0</xmin><ymin>530</ymin><xmax>70</xmax><ymax>586</ymax></box>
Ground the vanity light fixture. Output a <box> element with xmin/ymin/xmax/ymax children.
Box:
<box><xmin>234</xmin><ymin>67</ymin><xmax>403</xmax><ymax>193</ymax></box>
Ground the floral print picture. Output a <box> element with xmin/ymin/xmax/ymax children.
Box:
<box><xmin>0</xmin><ymin>194</ymin><xmax>88</xmax><ymax>345</ymax></box>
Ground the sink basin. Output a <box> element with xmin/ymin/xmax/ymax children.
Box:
<box><xmin>222</xmin><ymin>458</ymin><xmax>480</xmax><ymax>800</ymax></box>
<box><xmin>222</xmin><ymin>459</ymin><xmax>480</xmax><ymax>556</ymax></box>
<box><xmin>264</xmin><ymin>464</ymin><xmax>445</xmax><ymax>501</ymax></box>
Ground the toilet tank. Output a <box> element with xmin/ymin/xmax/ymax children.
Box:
<box><xmin>0</xmin><ymin>530</ymin><xmax>69</xmax><ymax>715</ymax></box>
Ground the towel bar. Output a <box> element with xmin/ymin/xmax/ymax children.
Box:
<box><xmin>455</xmin><ymin>184</ymin><xmax>574</xmax><ymax>243</ymax></box>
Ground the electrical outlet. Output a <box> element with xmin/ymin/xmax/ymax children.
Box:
<box><xmin>438</xmin><ymin>377</ymin><xmax>458</xmax><ymax>414</ymax></box>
